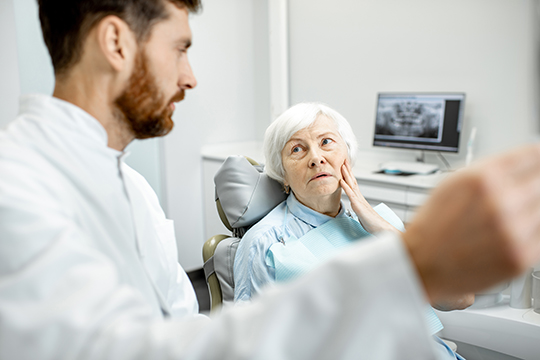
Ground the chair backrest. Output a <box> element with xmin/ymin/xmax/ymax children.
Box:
<box><xmin>202</xmin><ymin>155</ymin><xmax>286</xmax><ymax>311</ymax></box>
<box><xmin>202</xmin><ymin>235</ymin><xmax>238</xmax><ymax>309</ymax></box>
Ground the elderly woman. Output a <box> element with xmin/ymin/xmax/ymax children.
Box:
<box><xmin>234</xmin><ymin>102</ymin><xmax>404</xmax><ymax>300</ymax></box>
<box><xmin>233</xmin><ymin>102</ymin><xmax>469</xmax><ymax>360</ymax></box>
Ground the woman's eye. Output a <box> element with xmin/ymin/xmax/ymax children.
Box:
<box><xmin>292</xmin><ymin>146</ymin><xmax>301</xmax><ymax>153</ymax></box>
<box><xmin>322</xmin><ymin>138</ymin><xmax>333</xmax><ymax>145</ymax></box>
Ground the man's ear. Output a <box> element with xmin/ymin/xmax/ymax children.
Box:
<box><xmin>95</xmin><ymin>15</ymin><xmax>137</xmax><ymax>73</ymax></box>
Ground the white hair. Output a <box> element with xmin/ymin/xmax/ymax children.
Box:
<box><xmin>263</xmin><ymin>102</ymin><xmax>358</xmax><ymax>184</ymax></box>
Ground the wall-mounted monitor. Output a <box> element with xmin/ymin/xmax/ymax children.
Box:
<box><xmin>373</xmin><ymin>93</ymin><xmax>466</xmax><ymax>153</ymax></box>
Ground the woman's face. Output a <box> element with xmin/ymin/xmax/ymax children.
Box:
<box><xmin>281</xmin><ymin>115</ymin><xmax>349</xmax><ymax>210</ymax></box>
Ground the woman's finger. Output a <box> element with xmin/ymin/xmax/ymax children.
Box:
<box><xmin>341</xmin><ymin>162</ymin><xmax>352</xmax><ymax>183</ymax></box>
<box><xmin>341</xmin><ymin>163</ymin><xmax>358</xmax><ymax>192</ymax></box>
<box><xmin>341</xmin><ymin>160</ymin><xmax>352</xmax><ymax>181</ymax></box>
<box><xmin>345</xmin><ymin>159</ymin><xmax>358</xmax><ymax>187</ymax></box>
<box><xmin>340</xmin><ymin>178</ymin><xmax>354</xmax><ymax>198</ymax></box>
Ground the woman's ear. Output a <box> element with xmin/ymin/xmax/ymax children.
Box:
<box><xmin>95</xmin><ymin>15</ymin><xmax>137</xmax><ymax>73</ymax></box>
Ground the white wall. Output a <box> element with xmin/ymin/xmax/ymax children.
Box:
<box><xmin>163</xmin><ymin>0</ymin><xmax>270</xmax><ymax>270</ymax></box>
<box><xmin>0</xmin><ymin>0</ymin><xmax>21</xmax><ymax>128</ymax></box>
<box><xmin>12</xmin><ymin>0</ymin><xmax>54</xmax><ymax>95</ymax></box>
<box><xmin>289</xmin><ymin>0</ymin><xmax>540</xmax><ymax>167</ymax></box>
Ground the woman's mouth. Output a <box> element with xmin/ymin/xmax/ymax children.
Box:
<box><xmin>311</xmin><ymin>173</ymin><xmax>331</xmax><ymax>181</ymax></box>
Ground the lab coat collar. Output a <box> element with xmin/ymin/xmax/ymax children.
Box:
<box><xmin>18</xmin><ymin>94</ymin><xmax>124</xmax><ymax>156</ymax></box>
<box><xmin>286</xmin><ymin>193</ymin><xmax>346</xmax><ymax>228</ymax></box>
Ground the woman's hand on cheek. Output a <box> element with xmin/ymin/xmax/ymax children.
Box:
<box><xmin>340</xmin><ymin>159</ymin><xmax>399</xmax><ymax>234</ymax></box>
<box><xmin>340</xmin><ymin>159</ymin><xmax>369</xmax><ymax>212</ymax></box>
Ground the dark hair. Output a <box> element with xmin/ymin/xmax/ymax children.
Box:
<box><xmin>38</xmin><ymin>0</ymin><xmax>201</xmax><ymax>75</ymax></box>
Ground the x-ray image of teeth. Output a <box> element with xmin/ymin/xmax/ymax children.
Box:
<box><xmin>375</xmin><ymin>98</ymin><xmax>445</xmax><ymax>142</ymax></box>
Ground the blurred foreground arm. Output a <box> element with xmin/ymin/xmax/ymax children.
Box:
<box><xmin>404</xmin><ymin>144</ymin><xmax>540</xmax><ymax>305</ymax></box>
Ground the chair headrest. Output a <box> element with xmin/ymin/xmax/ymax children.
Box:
<box><xmin>214</xmin><ymin>155</ymin><xmax>287</xmax><ymax>230</ymax></box>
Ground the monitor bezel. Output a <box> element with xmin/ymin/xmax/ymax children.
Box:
<box><xmin>372</xmin><ymin>92</ymin><xmax>466</xmax><ymax>153</ymax></box>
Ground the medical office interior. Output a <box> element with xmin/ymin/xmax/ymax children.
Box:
<box><xmin>2</xmin><ymin>0</ymin><xmax>540</xmax><ymax>358</ymax></box>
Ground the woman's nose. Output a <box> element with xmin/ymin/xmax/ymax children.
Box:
<box><xmin>308</xmin><ymin>150</ymin><xmax>326</xmax><ymax>168</ymax></box>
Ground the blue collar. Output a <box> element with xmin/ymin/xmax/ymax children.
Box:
<box><xmin>285</xmin><ymin>193</ymin><xmax>347</xmax><ymax>228</ymax></box>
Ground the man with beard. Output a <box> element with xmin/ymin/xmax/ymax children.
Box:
<box><xmin>1</xmin><ymin>0</ymin><xmax>540</xmax><ymax>359</ymax></box>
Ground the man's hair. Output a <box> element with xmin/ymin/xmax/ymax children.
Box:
<box><xmin>38</xmin><ymin>0</ymin><xmax>201</xmax><ymax>75</ymax></box>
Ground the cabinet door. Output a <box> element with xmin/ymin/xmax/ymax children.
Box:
<box><xmin>357</xmin><ymin>180</ymin><xmax>407</xmax><ymax>205</ymax></box>
<box><xmin>406</xmin><ymin>186</ymin><xmax>432</xmax><ymax>207</ymax></box>
<box><xmin>404</xmin><ymin>186</ymin><xmax>432</xmax><ymax>224</ymax></box>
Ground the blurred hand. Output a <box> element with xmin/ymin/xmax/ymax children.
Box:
<box><xmin>340</xmin><ymin>159</ymin><xmax>399</xmax><ymax>234</ymax></box>
<box><xmin>403</xmin><ymin>144</ymin><xmax>540</xmax><ymax>304</ymax></box>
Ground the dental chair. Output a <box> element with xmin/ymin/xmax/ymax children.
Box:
<box><xmin>202</xmin><ymin>155</ymin><xmax>286</xmax><ymax>312</ymax></box>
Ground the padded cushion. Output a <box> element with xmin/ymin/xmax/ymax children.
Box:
<box><xmin>214</xmin><ymin>155</ymin><xmax>287</xmax><ymax>229</ymax></box>
<box><xmin>213</xmin><ymin>237</ymin><xmax>241</xmax><ymax>305</ymax></box>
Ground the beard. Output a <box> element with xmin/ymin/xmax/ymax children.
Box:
<box><xmin>114</xmin><ymin>50</ymin><xmax>184</xmax><ymax>139</ymax></box>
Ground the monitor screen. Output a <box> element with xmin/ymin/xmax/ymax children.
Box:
<box><xmin>373</xmin><ymin>93</ymin><xmax>465</xmax><ymax>153</ymax></box>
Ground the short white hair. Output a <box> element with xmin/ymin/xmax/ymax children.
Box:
<box><xmin>263</xmin><ymin>102</ymin><xmax>358</xmax><ymax>184</ymax></box>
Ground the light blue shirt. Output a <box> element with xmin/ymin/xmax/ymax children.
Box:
<box><xmin>233</xmin><ymin>193</ymin><xmax>405</xmax><ymax>302</ymax></box>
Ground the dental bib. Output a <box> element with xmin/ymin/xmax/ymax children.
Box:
<box><xmin>266</xmin><ymin>216</ymin><xmax>371</xmax><ymax>282</ymax></box>
<box><xmin>266</xmin><ymin>212</ymin><xmax>443</xmax><ymax>336</ymax></box>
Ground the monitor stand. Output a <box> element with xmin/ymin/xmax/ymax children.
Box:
<box><xmin>379</xmin><ymin>152</ymin><xmax>439</xmax><ymax>175</ymax></box>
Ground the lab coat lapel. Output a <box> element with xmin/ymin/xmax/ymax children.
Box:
<box><xmin>120</xmin><ymin>164</ymin><xmax>173</xmax><ymax>317</ymax></box>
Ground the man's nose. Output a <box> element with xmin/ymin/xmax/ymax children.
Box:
<box><xmin>179</xmin><ymin>57</ymin><xmax>197</xmax><ymax>89</ymax></box>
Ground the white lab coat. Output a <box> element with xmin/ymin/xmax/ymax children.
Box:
<box><xmin>0</xmin><ymin>94</ymin><xmax>441</xmax><ymax>359</ymax></box>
